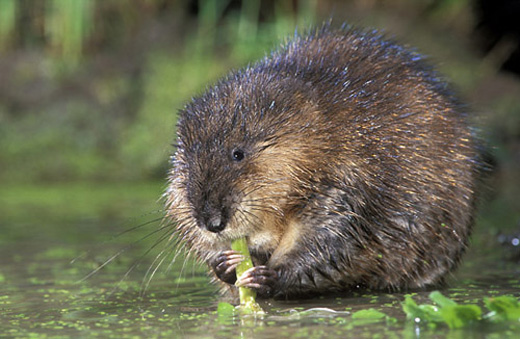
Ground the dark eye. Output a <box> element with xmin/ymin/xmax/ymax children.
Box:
<box><xmin>231</xmin><ymin>149</ymin><xmax>245</xmax><ymax>161</ymax></box>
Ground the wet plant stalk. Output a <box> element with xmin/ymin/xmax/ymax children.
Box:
<box><xmin>231</xmin><ymin>237</ymin><xmax>264</xmax><ymax>314</ymax></box>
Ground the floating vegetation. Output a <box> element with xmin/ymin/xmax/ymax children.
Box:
<box><xmin>403</xmin><ymin>291</ymin><xmax>520</xmax><ymax>329</ymax></box>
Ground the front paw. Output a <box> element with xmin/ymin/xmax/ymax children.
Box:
<box><xmin>235</xmin><ymin>266</ymin><xmax>278</xmax><ymax>298</ymax></box>
<box><xmin>209</xmin><ymin>250</ymin><xmax>244</xmax><ymax>285</ymax></box>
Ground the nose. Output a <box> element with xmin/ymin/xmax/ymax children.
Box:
<box><xmin>206</xmin><ymin>215</ymin><xmax>225</xmax><ymax>233</ymax></box>
<box><xmin>198</xmin><ymin>194</ymin><xmax>229</xmax><ymax>233</ymax></box>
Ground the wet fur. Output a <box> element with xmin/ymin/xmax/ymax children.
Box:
<box><xmin>166</xmin><ymin>25</ymin><xmax>480</xmax><ymax>299</ymax></box>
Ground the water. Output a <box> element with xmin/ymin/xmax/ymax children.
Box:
<box><xmin>1</xmin><ymin>182</ymin><xmax>519</xmax><ymax>338</ymax></box>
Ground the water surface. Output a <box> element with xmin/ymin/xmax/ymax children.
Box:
<box><xmin>1</xmin><ymin>182</ymin><xmax>519</xmax><ymax>338</ymax></box>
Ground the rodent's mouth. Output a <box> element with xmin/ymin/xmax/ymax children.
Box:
<box><xmin>198</xmin><ymin>220</ymin><xmax>258</xmax><ymax>247</ymax></box>
<box><xmin>193</xmin><ymin>196</ymin><xmax>273</xmax><ymax>246</ymax></box>
<box><xmin>197</xmin><ymin>221</ymin><xmax>243</xmax><ymax>241</ymax></box>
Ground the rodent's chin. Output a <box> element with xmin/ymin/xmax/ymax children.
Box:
<box><xmin>198</xmin><ymin>225</ymin><xmax>275</xmax><ymax>250</ymax></box>
<box><xmin>198</xmin><ymin>226</ymin><xmax>248</xmax><ymax>245</ymax></box>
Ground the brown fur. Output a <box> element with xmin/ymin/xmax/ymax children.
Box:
<box><xmin>165</xmin><ymin>24</ymin><xmax>480</xmax><ymax>299</ymax></box>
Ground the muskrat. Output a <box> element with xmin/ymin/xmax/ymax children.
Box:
<box><xmin>165</xmin><ymin>25</ymin><xmax>480</xmax><ymax>299</ymax></box>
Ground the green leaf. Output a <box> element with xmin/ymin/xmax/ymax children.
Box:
<box><xmin>217</xmin><ymin>302</ymin><xmax>236</xmax><ymax>324</ymax></box>
<box><xmin>429</xmin><ymin>291</ymin><xmax>457</xmax><ymax>308</ymax></box>
<box><xmin>350</xmin><ymin>308</ymin><xmax>397</xmax><ymax>326</ymax></box>
<box><xmin>217</xmin><ymin>302</ymin><xmax>235</xmax><ymax>317</ymax></box>
<box><xmin>351</xmin><ymin>308</ymin><xmax>387</xmax><ymax>319</ymax></box>
<box><xmin>430</xmin><ymin>291</ymin><xmax>481</xmax><ymax>329</ymax></box>
<box><xmin>438</xmin><ymin>304</ymin><xmax>481</xmax><ymax>329</ymax></box>
<box><xmin>402</xmin><ymin>295</ymin><xmax>443</xmax><ymax>323</ymax></box>
<box><xmin>484</xmin><ymin>295</ymin><xmax>520</xmax><ymax>322</ymax></box>
<box><xmin>403</xmin><ymin>292</ymin><xmax>520</xmax><ymax>329</ymax></box>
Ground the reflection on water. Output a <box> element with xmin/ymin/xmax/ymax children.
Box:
<box><xmin>1</xmin><ymin>183</ymin><xmax>519</xmax><ymax>338</ymax></box>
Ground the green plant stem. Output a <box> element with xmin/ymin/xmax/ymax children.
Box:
<box><xmin>231</xmin><ymin>237</ymin><xmax>264</xmax><ymax>314</ymax></box>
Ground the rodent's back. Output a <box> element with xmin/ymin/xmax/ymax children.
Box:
<box><xmin>167</xmin><ymin>26</ymin><xmax>479</xmax><ymax>298</ymax></box>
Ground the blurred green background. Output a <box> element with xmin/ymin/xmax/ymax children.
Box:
<box><xmin>0</xmin><ymin>0</ymin><xmax>519</xmax><ymax>233</ymax></box>
<box><xmin>2</xmin><ymin>2</ymin><xmax>519</xmax><ymax>336</ymax></box>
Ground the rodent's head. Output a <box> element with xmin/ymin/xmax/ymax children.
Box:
<box><xmin>166</xmin><ymin>70</ymin><xmax>337</xmax><ymax>252</ymax></box>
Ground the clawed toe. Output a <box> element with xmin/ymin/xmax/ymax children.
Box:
<box><xmin>210</xmin><ymin>250</ymin><xmax>244</xmax><ymax>285</ymax></box>
<box><xmin>236</xmin><ymin>265</ymin><xmax>278</xmax><ymax>297</ymax></box>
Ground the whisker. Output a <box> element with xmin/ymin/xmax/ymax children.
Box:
<box><xmin>106</xmin><ymin>225</ymin><xmax>175</xmax><ymax>296</ymax></box>
<box><xmin>140</xmin><ymin>236</ymin><xmax>177</xmax><ymax>295</ymax></box>
<box><xmin>70</xmin><ymin>214</ymin><xmax>164</xmax><ymax>265</ymax></box>
<box><xmin>165</xmin><ymin>239</ymin><xmax>188</xmax><ymax>273</ymax></box>
<box><xmin>175</xmin><ymin>242</ymin><xmax>199</xmax><ymax>291</ymax></box>
<box><xmin>78</xmin><ymin>221</ymin><xmax>174</xmax><ymax>283</ymax></box>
